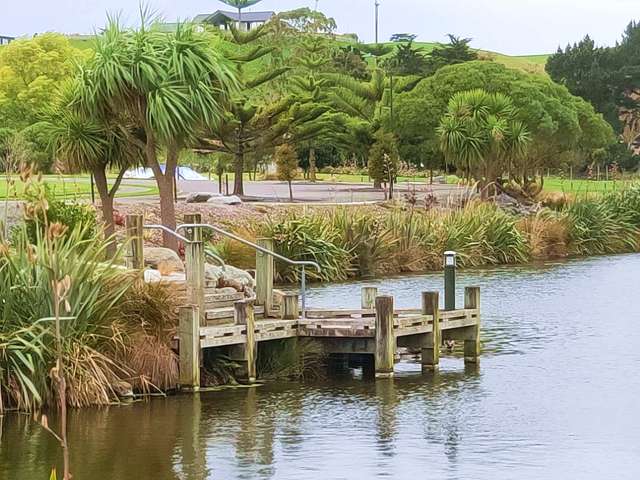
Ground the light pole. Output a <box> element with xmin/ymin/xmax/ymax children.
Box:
<box><xmin>314</xmin><ymin>0</ymin><xmax>319</xmax><ymax>11</ymax></box>
<box><xmin>444</xmin><ymin>251</ymin><xmax>457</xmax><ymax>310</ymax></box>
<box><xmin>375</xmin><ymin>0</ymin><xmax>380</xmax><ymax>44</ymax></box>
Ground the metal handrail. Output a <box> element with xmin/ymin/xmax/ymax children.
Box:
<box><xmin>143</xmin><ymin>224</ymin><xmax>193</xmax><ymax>244</ymax></box>
<box><xmin>177</xmin><ymin>223</ymin><xmax>321</xmax><ymax>316</ymax></box>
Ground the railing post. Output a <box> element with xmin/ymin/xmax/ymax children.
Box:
<box><xmin>361</xmin><ymin>286</ymin><xmax>378</xmax><ymax>310</ymax></box>
<box><xmin>464</xmin><ymin>287</ymin><xmax>481</xmax><ymax>364</ymax></box>
<box><xmin>178</xmin><ymin>305</ymin><xmax>200</xmax><ymax>391</ymax></box>
<box><xmin>125</xmin><ymin>214</ymin><xmax>144</xmax><ymax>269</ymax></box>
<box><xmin>256</xmin><ymin>238</ymin><xmax>274</xmax><ymax>315</ymax></box>
<box><xmin>421</xmin><ymin>291</ymin><xmax>440</xmax><ymax>370</ymax></box>
<box><xmin>375</xmin><ymin>295</ymin><xmax>395</xmax><ymax>378</ymax></box>
<box><xmin>280</xmin><ymin>293</ymin><xmax>299</xmax><ymax>320</ymax></box>
<box><xmin>233</xmin><ymin>299</ymin><xmax>257</xmax><ymax>383</ymax></box>
<box><xmin>184</xmin><ymin>214</ymin><xmax>205</xmax><ymax>326</ymax></box>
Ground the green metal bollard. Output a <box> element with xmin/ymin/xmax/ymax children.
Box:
<box><xmin>444</xmin><ymin>251</ymin><xmax>457</xmax><ymax>310</ymax></box>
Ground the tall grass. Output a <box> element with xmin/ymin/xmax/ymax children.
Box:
<box><xmin>214</xmin><ymin>187</ymin><xmax>640</xmax><ymax>283</ymax></box>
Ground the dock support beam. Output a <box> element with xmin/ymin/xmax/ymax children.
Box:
<box><xmin>185</xmin><ymin>214</ymin><xmax>205</xmax><ymax>327</ymax></box>
<box><xmin>280</xmin><ymin>293</ymin><xmax>299</xmax><ymax>320</ymax></box>
<box><xmin>375</xmin><ymin>295</ymin><xmax>395</xmax><ymax>378</ymax></box>
<box><xmin>179</xmin><ymin>305</ymin><xmax>200</xmax><ymax>391</ymax></box>
<box><xmin>421</xmin><ymin>291</ymin><xmax>440</xmax><ymax>370</ymax></box>
<box><xmin>463</xmin><ymin>287</ymin><xmax>481</xmax><ymax>364</ymax></box>
<box><xmin>233</xmin><ymin>299</ymin><xmax>257</xmax><ymax>383</ymax></box>
<box><xmin>256</xmin><ymin>238</ymin><xmax>274</xmax><ymax>316</ymax></box>
<box><xmin>361</xmin><ymin>287</ymin><xmax>378</xmax><ymax>310</ymax></box>
<box><xmin>125</xmin><ymin>214</ymin><xmax>144</xmax><ymax>270</ymax></box>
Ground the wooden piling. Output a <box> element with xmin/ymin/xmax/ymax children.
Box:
<box><xmin>280</xmin><ymin>293</ymin><xmax>299</xmax><ymax>320</ymax></box>
<box><xmin>234</xmin><ymin>299</ymin><xmax>257</xmax><ymax>383</ymax></box>
<box><xmin>185</xmin><ymin>214</ymin><xmax>205</xmax><ymax>326</ymax></box>
<box><xmin>255</xmin><ymin>238</ymin><xmax>274</xmax><ymax>315</ymax></box>
<box><xmin>463</xmin><ymin>287</ymin><xmax>481</xmax><ymax>363</ymax></box>
<box><xmin>178</xmin><ymin>305</ymin><xmax>200</xmax><ymax>391</ymax></box>
<box><xmin>421</xmin><ymin>291</ymin><xmax>440</xmax><ymax>370</ymax></box>
<box><xmin>375</xmin><ymin>295</ymin><xmax>395</xmax><ymax>378</ymax></box>
<box><xmin>125</xmin><ymin>214</ymin><xmax>144</xmax><ymax>270</ymax></box>
<box><xmin>361</xmin><ymin>287</ymin><xmax>378</xmax><ymax>310</ymax></box>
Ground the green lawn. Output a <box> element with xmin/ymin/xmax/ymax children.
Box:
<box><xmin>0</xmin><ymin>176</ymin><xmax>158</xmax><ymax>200</ymax></box>
<box><xmin>542</xmin><ymin>177</ymin><xmax>639</xmax><ymax>194</ymax></box>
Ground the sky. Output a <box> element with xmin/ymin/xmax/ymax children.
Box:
<box><xmin>2</xmin><ymin>0</ymin><xmax>638</xmax><ymax>55</ymax></box>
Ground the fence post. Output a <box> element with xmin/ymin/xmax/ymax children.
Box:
<box><xmin>361</xmin><ymin>286</ymin><xmax>378</xmax><ymax>310</ymax></box>
<box><xmin>421</xmin><ymin>291</ymin><xmax>440</xmax><ymax>370</ymax></box>
<box><xmin>464</xmin><ymin>287</ymin><xmax>481</xmax><ymax>363</ymax></box>
<box><xmin>125</xmin><ymin>214</ymin><xmax>144</xmax><ymax>269</ymax></box>
<box><xmin>184</xmin><ymin>214</ymin><xmax>205</xmax><ymax>327</ymax></box>
<box><xmin>233</xmin><ymin>299</ymin><xmax>257</xmax><ymax>383</ymax></box>
<box><xmin>179</xmin><ymin>305</ymin><xmax>200</xmax><ymax>391</ymax></box>
<box><xmin>375</xmin><ymin>295</ymin><xmax>395</xmax><ymax>378</ymax></box>
<box><xmin>256</xmin><ymin>238</ymin><xmax>274</xmax><ymax>315</ymax></box>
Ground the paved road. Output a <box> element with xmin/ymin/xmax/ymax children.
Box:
<box><xmin>178</xmin><ymin>179</ymin><xmax>467</xmax><ymax>204</ymax></box>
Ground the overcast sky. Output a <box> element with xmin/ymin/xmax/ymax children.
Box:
<box><xmin>2</xmin><ymin>0</ymin><xmax>638</xmax><ymax>55</ymax></box>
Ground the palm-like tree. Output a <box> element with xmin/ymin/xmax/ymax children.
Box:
<box><xmin>219</xmin><ymin>0</ymin><xmax>263</xmax><ymax>23</ymax></box>
<box><xmin>438</xmin><ymin>89</ymin><xmax>530</xmax><ymax>197</ymax></box>
<box><xmin>44</xmin><ymin>79</ymin><xmax>143</xmax><ymax>256</ymax></box>
<box><xmin>76</xmin><ymin>16</ymin><xmax>237</xmax><ymax>250</ymax></box>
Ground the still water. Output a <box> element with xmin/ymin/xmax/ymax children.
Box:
<box><xmin>2</xmin><ymin>255</ymin><xmax>640</xmax><ymax>479</ymax></box>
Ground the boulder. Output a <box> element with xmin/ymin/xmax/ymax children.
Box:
<box><xmin>204</xmin><ymin>264</ymin><xmax>255</xmax><ymax>291</ymax></box>
<box><xmin>143</xmin><ymin>269</ymin><xmax>162</xmax><ymax>283</ymax></box>
<box><xmin>186</xmin><ymin>192</ymin><xmax>221</xmax><ymax>203</ymax></box>
<box><xmin>144</xmin><ymin>247</ymin><xmax>185</xmax><ymax>273</ymax></box>
<box><xmin>207</xmin><ymin>195</ymin><xmax>242</xmax><ymax>205</ymax></box>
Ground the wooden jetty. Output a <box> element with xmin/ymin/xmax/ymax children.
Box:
<box><xmin>125</xmin><ymin>214</ymin><xmax>482</xmax><ymax>390</ymax></box>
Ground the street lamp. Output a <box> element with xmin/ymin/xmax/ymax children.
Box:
<box><xmin>375</xmin><ymin>0</ymin><xmax>380</xmax><ymax>44</ymax></box>
<box><xmin>444</xmin><ymin>251</ymin><xmax>457</xmax><ymax>310</ymax></box>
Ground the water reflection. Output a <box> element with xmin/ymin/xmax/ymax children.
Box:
<box><xmin>3</xmin><ymin>254</ymin><xmax>640</xmax><ymax>479</ymax></box>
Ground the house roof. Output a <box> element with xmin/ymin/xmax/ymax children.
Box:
<box><xmin>195</xmin><ymin>10</ymin><xmax>275</xmax><ymax>24</ymax></box>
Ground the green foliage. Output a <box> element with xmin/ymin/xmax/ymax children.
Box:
<box><xmin>368</xmin><ymin>129</ymin><xmax>399</xmax><ymax>184</ymax></box>
<box><xmin>395</xmin><ymin>61</ymin><xmax>614</xmax><ymax>179</ymax></box>
<box><xmin>546</xmin><ymin>21</ymin><xmax>640</xmax><ymax>133</ymax></box>
<box><xmin>258</xmin><ymin>338</ymin><xmax>326</xmax><ymax>380</ymax></box>
<box><xmin>383</xmin><ymin>41</ymin><xmax>428</xmax><ymax>76</ymax></box>
<box><xmin>265</xmin><ymin>214</ymin><xmax>353</xmax><ymax>283</ymax></box>
<box><xmin>0</xmin><ymin>33</ymin><xmax>84</xmax><ymax>130</ymax></box>
<box><xmin>14</xmin><ymin>181</ymin><xmax>96</xmax><ymax>245</ymax></box>
<box><xmin>275</xmin><ymin>143</ymin><xmax>299</xmax><ymax>182</ymax></box>
<box><xmin>566</xmin><ymin>199</ymin><xmax>638</xmax><ymax>255</ymax></box>
<box><xmin>425</xmin><ymin>35</ymin><xmax>478</xmax><ymax>74</ymax></box>
<box><xmin>438</xmin><ymin>89</ymin><xmax>530</xmax><ymax>187</ymax></box>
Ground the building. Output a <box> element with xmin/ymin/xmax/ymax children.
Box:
<box><xmin>0</xmin><ymin>35</ymin><xmax>15</xmax><ymax>45</ymax></box>
<box><xmin>193</xmin><ymin>10</ymin><xmax>275</xmax><ymax>31</ymax></box>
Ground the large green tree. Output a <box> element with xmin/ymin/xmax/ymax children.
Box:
<box><xmin>393</xmin><ymin>61</ymin><xmax>614</xmax><ymax>189</ymax></box>
<box><xmin>438</xmin><ymin>89</ymin><xmax>530</xmax><ymax>196</ymax></box>
<box><xmin>0</xmin><ymin>33</ymin><xmax>85</xmax><ymax>130</ymax></box>
<box><xmin>79</xmin><ymin>18</ymin><xmax>237</xmax><ymax>250</ymax></box>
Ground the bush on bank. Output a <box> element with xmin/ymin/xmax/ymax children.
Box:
<box><xmin>213</xmin><ymin>186</ymin><xmax>640</xmax><ymax>282</ymax></box>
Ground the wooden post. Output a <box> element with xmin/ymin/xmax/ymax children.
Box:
<box><xmin>375</xmin><ymin>295</ymin><xmax>395</xmax><ymax>378</ymax></box>
<box><xmin>464</xmin><ymin>287</ymin><xmax>481</xmax><ymax>363</ymax></box>
<box><xmin>280</xmin><ymin>293</ymin><xmax>299</xmax><ymax>320</ymax></box>
<box><xmin>185</xmin><ymin>214</ymin><xmax>205</xmax><ymax>326</ymax></box>
<box><xmin>256</xmin><ymin>238</ymin><xmax>274</xmax><ymax>315</ymax></box>
<box><xmin>361</xmin><ymin>287</ymin><xmax>378</xmax><ymax>309</ymax></box>
<box><xmin>234</xmin><ymin>299</ymin><xmax>257</xmax><ymax>383</ymax></box>
<box><xmin>125</xmin><ymin>214</ymin><xmax>144</xmax><ymax>269</ymax></box>
<box><xmin>421</xmin><ymin>291</ymin><xmax>440</xmax><ymax>370</ymax></box>
<box><xmin>178</xmin><ymin>305</ymin><xmax>200</xmax><ymax>391</ymax></box>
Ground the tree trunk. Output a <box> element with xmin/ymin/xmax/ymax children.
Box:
<box><xmin>309</xmin><ymin>147</ymin><xmax>317</xmax><ymax>182</ymax></box>
<box><xmin>429</xmin><ymin>168</ymin><xmax>433</xmax><ymax>185</ymax></box>
<box><xmin>374</xmin><ymin>179</ymin><xmax>382</xmax><ymax>189</ymax></box>
<box><xmin>93</xmin><ymin>168</ymin><xmax>117</xmax><ymax>258</ymax></box>
<box><xmin>147</xmin><ymin>138</ymin><xmax>179</xmax><ymax>251</ymax></box>
<box><xmin>288</xmin><ymin>180</ymin><xmax>293</xmax><ymax>201</ymax></box>
<box><xmin>233</xmin><ymin>149</ymin><xmax>244</xmax><ymax>196</ymax></box>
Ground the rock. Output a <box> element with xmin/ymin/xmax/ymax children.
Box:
<box><xmin>217</xmin><ymin>287</ymin><xmax>240</xmax><ymax>295</ymax></box>
<box><xmin>143</xmin><ymin>269</ymin><xmax>162</xmax><ymax>283</ymax></box>
<box><xmin>112</xmin><ymin>380</ymin><xmax>134</xmax><ymax>398</ymax></box>
<box><xmin>207</xmin><ymin>195</ymin><xmax>242</xmax><ymax>205</ymax></box>
<box><xmin>244</xmin><ymin>286</ymin><xmax>255</xmax><ymax>299</ymax></box>
<box><xmin>186</xmin><ymin>192</ymin><xmax>221</xmax><ymax>203</ymax></box>
<box><xmin>204</xmin><ymin>264</ymin><xmax>255</xmax><ymax>291</ymax></box>
<box><xmin>144</xmin><ymin>247</ymin><xmax>185</xmax><ymax>273</ymax></box>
